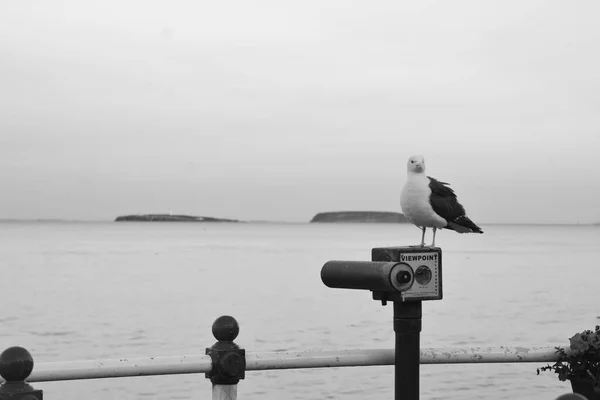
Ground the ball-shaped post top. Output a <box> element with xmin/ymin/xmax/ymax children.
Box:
<box><xmin>212</xmin><ymin>315</ymin><xmax>239</xmax><ymax>342</ymax></box>
<box><xmin>0</xmin><ymin>346</ymin><xmax>34</xmax><ymax>382</ymax></box>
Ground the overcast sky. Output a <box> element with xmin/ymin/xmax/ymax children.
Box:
<box><xmin>1</xmin><ymin>0</ymin><xmax>599</xmax><ymax>223</ymax></box>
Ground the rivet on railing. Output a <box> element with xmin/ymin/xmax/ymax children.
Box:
<box><xmin>0</xmin><ymin>346</ymin><xmax>43</xmax><ymax>400</ymax></box>
<box><xmin>206</xmin><ymin>316</ymin><xmax>246</xmax><ymax>400</ymax></box>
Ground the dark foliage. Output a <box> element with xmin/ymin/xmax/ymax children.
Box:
<box><xmin>538</xmin><ymin>325</ymin><xmax>600</xmax><ymax>387</ymax></box>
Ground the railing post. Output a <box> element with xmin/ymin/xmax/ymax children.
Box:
<box><xmin>206</xmin><ymin>316</ymin><xmax>246</xmax><ymax>400</ymax></box>
<box><xmin>0</xmin><ymin>346</ymin><xmax>43</xmax><ymax>400</ymax></box>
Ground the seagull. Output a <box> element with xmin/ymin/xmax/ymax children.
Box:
<box><xmin>400</xmin><ymin>155</ymin><xmax>483</xmax><ymax>247</ymax></box>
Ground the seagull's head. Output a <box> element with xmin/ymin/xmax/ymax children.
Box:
<box><xmin>407</xmin><ymin>155</ymin><xmax>425</xmax><ymax>173</ymax></box>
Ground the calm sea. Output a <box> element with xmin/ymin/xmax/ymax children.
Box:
<box><xmin>1</xmin><ymin>221</ymin><xmax>598</xmax><ymax>400</ymax></box>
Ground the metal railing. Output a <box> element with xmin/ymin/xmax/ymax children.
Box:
<box><xmin>0</xmin><ymin>315</ymin><xmax>564</xmax><ymax>400</ymax></box>
<box><xmin>1</xmin><ymin>346</ymin><xmax>563</xmax><ymax>383</ymax></box>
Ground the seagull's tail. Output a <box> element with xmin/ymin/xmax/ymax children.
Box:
<box><xmin>446</xmin><ymin>215</ymin><xmax>483</xmax><ymax>234</ymax></box>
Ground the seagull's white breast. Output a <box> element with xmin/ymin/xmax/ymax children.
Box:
<box><xmin>400</xmin><ymin>175</ymin><xmax>447</xmax><ymax>228</ymax></box>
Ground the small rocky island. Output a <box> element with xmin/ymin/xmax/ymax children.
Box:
<box><xmin>310</xmin><ymin>211</ymin><xmax>409</xmax><ymax>223</ymax></box>
<box><xmin>115</xmin><ymin>214</ymin><xmax>241</xmax><ymax>222</ymax></box>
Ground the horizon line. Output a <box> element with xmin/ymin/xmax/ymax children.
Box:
<box><xmin>0</xmin><ymin>218</ymin><xmax>597</xmax><ymax>226</ymax></box>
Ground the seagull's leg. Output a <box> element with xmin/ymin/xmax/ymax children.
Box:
<box><xmin>420</xmin><ymin>226</ymin><xmax>426</xmax><ymax>247</ymax></box>
<box><xmin>432</xmin><ymin>227</ymin><xmax>437</xmax><ymax>247</ymax></box>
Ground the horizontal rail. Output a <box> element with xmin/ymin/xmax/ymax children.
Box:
<box><xmin>25</xmin><ymin>355</ymin><xmax>212</xmax><ymax>382</ymax></box>
<box><xmin>4</xmin><ymin>346</ymin><xmax>562</xmax><ymax>383</ymax></box>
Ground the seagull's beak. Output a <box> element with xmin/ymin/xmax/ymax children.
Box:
<box><xmin>414</xmin><ymin>164</ymin><xmax>423</xmax><ymax>172</ymax></box>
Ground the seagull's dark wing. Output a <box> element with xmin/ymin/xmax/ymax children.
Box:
<box><xmin>427</xmin><ymin>176</ymin><xmax>483</xmax><ymax>233</ymax></box>
<box><xmin>427</xmin><ymin>177</ymin><xmax>465</xmax><ymax>222</ymax></box>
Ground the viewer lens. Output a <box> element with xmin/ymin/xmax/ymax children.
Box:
<box><xmin>397</xmin><ymin>271</ymin><xmax>412</xmax><ymax>284</ymax></box>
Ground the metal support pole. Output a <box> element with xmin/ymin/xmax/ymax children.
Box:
<box><xmin>206</xmin><ymin>316</ymin><xmax>246</xmax><ymax>400</ymax></box>
<box><xmin>0</xmin><ymin>346</ymin><xmax>43</xmax><ymax>400</ymax></box>
<box><xmin>393</xmin><ymin>301</ymin><xmax>422</xmax><ymax>400</ymax></box>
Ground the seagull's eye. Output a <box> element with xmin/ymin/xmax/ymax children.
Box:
<box><xmin>411</xmin><ymin>160</ymin><xmax>414</xmax><ymax>163</ymax></box>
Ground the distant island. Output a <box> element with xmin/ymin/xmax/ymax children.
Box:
<box><xmin>115</xmin><ymin>214</ymin><xmax>241</xmax><ymax>222</ymax></box>
<box><xmin>310</xmin><ymin>211</ymin><xmax>409</xmax><ymax>223</ymax></box>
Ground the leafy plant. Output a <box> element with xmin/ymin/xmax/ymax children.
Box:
<box><xmin>538</xmin><ymin>325</ymin><xmax>600</xmax><ymax>386</ymax></box>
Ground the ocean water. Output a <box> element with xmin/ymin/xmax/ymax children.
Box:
<box><xmin>0</xmin><ymin>221</ymin><xmax>598</xmax><ymax>400</ymax></box>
